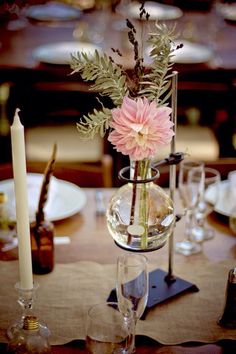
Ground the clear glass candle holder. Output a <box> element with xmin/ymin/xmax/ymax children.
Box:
<box><xmin>7</xmin><ymin>282</ymin><xmax>50</xmax><ymax>341</ymax></box>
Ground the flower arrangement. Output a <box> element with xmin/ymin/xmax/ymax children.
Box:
<box><xmin>70</xmin><ymin>6</ymin><xmax>181</xmax><ymax>249</ymax></box>
<box><xmin>70</xmin><ymin>6</ymin><xmax>180</xmax><ymax>167</ymax></box>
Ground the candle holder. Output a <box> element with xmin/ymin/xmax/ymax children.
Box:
<box><xmin>7</xmin><ymin>282</ymin><xmax>50</xmax><ymax>340</ymax></box>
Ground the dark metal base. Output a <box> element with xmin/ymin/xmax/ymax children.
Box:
<box><xmin>107</xmin><ymin>268</ymin><xmax>199</xmax><ymax>319</ymax></box>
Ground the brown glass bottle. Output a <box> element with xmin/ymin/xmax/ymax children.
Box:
<box><xmin>31</xmin><ymin>219</ymin><xmax>54</xmax><ymax>274</ymax></box>
<box><xmin>218</xmin><ymin>268</ymin><xmax>236</xmax><ymax>328</ymax></box>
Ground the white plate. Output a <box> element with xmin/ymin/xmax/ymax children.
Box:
<box><xmin>33</xmin><ymin>42</ymin><xmax>101</xmax><ymax>65</ymax></box>
<box><xmin>0</xmin><ymin>174</ymin><xmax>87</xmax><ymax>222</ymax></box>
<box><xmin>124</xmin><ymin>1</ymin><xmax>183</xmax><ymax>21</ymax></box>
<box><xmin>219</xmin><ymin>3</ymin><xmax>236</xmax><ymax>21</ymax></box>
<box><xmin>24</xmin><ymin>2</ymin><xmax>81</xmax><ymax>22</ymax></box>
<box><xmin>208</xmin><ymin>180</ymin><xmax>235</xmax><ymax>217</ymax></box>
<box><xmin>172</xmin><ymin>40</ymin><xmax>213</xmax><ymax>64</ymax></box>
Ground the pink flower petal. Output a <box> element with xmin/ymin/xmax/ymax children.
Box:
<box><xmin>108</xmin><ymin>96</ymin><xmax>174</xmax><ymax>161</ymax></box>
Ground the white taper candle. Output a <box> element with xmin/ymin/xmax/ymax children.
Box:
<box><xmin>10</xmin><ymin>109</ymin><xmax>33</xmax><ymax>290</ymax></box>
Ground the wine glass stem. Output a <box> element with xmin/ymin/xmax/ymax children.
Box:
<box><xmin>124</xmin><ymin>314</ymin><xmax>136</xmax><ymax>353</ymax></box>
<box><xmin>196</xmin><ymin>214</ymin><xmax>205</xmax><ymax>228</ymax></box>
<box><xmin>185</xmin><ymin>209</ymin><xmax>194</xmax><ymax>241</ymax></box>
<box><xmin>132</xmin><ymin>318</ymin><xmax>137</xmax><ymax>353</ymax></box>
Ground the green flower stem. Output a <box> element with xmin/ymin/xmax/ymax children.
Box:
<box><xmin>139</xmin><ymin>159</ymin><xmax>150</xmax><ymax>249</ymax></box>
<box><xmin>128</xmin><ymin>159</ymin><xmax>150</xmax><ymax>248</ymax></box>
<box><xmin>127</xmin><ymin>161</ymin><xmax>139</xmax><ymax>244</ymax></box>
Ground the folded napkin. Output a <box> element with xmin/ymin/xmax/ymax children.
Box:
<box><xmin>0</xmin><ymin>260</ymin><xmax>235</xmax><ymax>346</ymax></box>
<box><xmin>6</xmin><ymin>173</ymin><xmax>58</xmax><ymax>222</ymax></box>
<box><xmin>213</xmin><ymin>171</ymin><xmax>236</xmax><ymax>217</ymax></box>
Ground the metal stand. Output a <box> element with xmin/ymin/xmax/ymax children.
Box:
<box><xmin>108</xmin><ymin>71</ymin><xmax>199</xmax><ymax>316</ymax></box>
<box><xmin>143</xmin><ymin>71</ymin><xmax>199</xmax><ymax>313</ymax></box>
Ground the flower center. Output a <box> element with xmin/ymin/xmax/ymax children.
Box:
<box><xmin>136</xmin><ymin>130</ymin><xmax>147</xmax><ymax>146</ymax></box>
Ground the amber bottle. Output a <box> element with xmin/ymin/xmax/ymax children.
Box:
<box><xmin>31</xmin><ymin>218</ymin><xmax>54</xmax><ymax>275</ymax></box>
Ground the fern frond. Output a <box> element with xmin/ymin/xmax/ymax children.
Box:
<box><xmin>76</xmin><ymin>107</ymin><xmax>112</xmax><ymax>139</ymax></box>
<box><xmin>138</xmin><ymin>23</ymin><xmax>179</xmax><ymax>104</ymax></box>
<box><xmin>71</xmin><ymin>50</ymin><xmax>128</xmax><ymax>106</ymax></box>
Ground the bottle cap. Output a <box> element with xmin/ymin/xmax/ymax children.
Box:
<box><xmin>0</xmin><ymin>192</ymin><xmax>7</xmax><ymax>204</ymax></box>
<box><xmin>23</xmin><ymin>315</ymin><xmax>39</xmax><ymax>331</ymax></box>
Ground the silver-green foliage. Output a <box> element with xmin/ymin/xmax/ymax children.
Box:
<box><xmin>71</xmin><ymin>23</ymin><xmax>178</xmax><ymax>139</ymax></box>
<box><xmin>71</xmin><ymin>50</ymin><xmax>128</xmax><ymax>138</ymax></box>
<box><xmin>75</xmin><ymin>107</ymin><xmax>112</xmax><ymax>139</ymax></box>
<box><xmin>71</xmin><ymin>50</ymin><xmax>128</xmax><ymax>106</ymax></box>
<box><xmin>140</xmin><ymin>23</ymin><xmax>178</xmax><ymax>105</ymax></box>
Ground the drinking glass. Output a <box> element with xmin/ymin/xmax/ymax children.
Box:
<box><xmin>86</xmin><ymin>302</ymin><xmax>134</xmax><ymax>354</ymax></box>
<box><xmin>229</xmin><ymin>206</ymin><xmax>236</xmax><ymax>235</ymax></box>
<box><xmin>175</xmin><ymin>160</ymin><xmax>204</xmax><ymax>256</ymax></box>
<box><xmin>116</xmin><ymin>253</ymin><xmax>148</xmax><ymax>352</ymax></box>
<box><xmin>0</xmin><ymin>229</ymin><xmax>18</xmax><ymax>252</ymax></box>
<box><xmin>0</xmin><ymin>192</ymin><xmax>18</xmax><ymax>253</ymax></box>
<box><xmin>190</xmin><ymin>167</ymin><xmax>221</xmax><ymax>242</ymax></box>
<box><xmin>6</xmin><ymin>3</ymin><xmax>28</xmax><ymax>31</ymax></box>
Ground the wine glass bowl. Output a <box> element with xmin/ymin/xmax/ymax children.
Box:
<box><xmin>116</xmin><ymin>253</ymin><xmax>148</xmax><ymax>352</ymax></box>
<box><xmin>178</xmin><ymin>161</ymin><xmax>204</xmax><ymax>209</ymax></box>
<box><xmin>116</xmin><ymin>254</ymin><xmax>148</xmax><ymax>321</ymax></box>
<box><xmin>0</xmin><ymin>192</ymin><xmax>18</xmax><ymax>253</ymax></box>
<box><xmin>175</xmin><ymin>160</ymin><xmax>204</xmax><ymax>256</ymax></box>
<box><xmin>190</xmin><ymin>167</ymin><xmax>221</xmax><ymax>242</ymax></box>
<box><xmin>229</xmin><ymin>206</ymin><xmax>236</xmax><ymax>235</ymax></box>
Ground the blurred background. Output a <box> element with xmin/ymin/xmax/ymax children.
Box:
<box><xmin>0</xmin><ymin>0</ymin><xmax>235</xmax><ymax>186</ymax></box>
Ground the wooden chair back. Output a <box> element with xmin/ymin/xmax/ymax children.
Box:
<box><xmin>0</xmin><ymin>154</ymin><xmax>113</xmax><ymax>188</ymax></box>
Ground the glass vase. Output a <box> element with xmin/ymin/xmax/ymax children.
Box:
<box><xmin>106</xmin><ymin>159</ymin><xmax>174</xmax><ymax>251</ymax></box>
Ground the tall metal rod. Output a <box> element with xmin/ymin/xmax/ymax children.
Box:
<box><xmin>166</xmin><ymin>71</ymin><xmax>178</xmax><ymax>283</ymax></box>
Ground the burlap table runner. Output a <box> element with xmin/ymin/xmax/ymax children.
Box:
<box><xmin>0</xmin><ymin>259</ymin><xmax>235</xmax><ymax>345</ymax></box>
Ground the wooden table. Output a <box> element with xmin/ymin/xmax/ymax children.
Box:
<box><xmin>1</xmin><ymin>188</ymin><xmax>235</xmax><ymax>353</ymax></box>
<box><xmin>53</xmin><ymin>189</ymin><xmax>236</xmax><ymax>265</ymax></box>
<box><xmin>0</xmin><ymin>6</ymin><xmax>236</xmax><ymax>73</ymax></box>
<box><xmin>0</xmin><ymin>5</ymin><xmax>236</xmax><ymax>160</ymax></box>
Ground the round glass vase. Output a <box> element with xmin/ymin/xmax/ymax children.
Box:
<box><xmin>106</xmin><ymin>160</ymin><xmax>175</xmax><ymax>252</ymax></box>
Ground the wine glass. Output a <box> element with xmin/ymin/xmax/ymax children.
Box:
<box><xmin>190</xmin><ymin>167</ymin><xmax>221</xmax><ymax>242</ymax></box>
<box><xmin>175</xmin><ymin>160</ymin><xmax>204</xmax><ymax>256</ymax></box>
<box><xmin>229</xmin><ymin>206</ymin><xmax>236</xmax><ymax>235</ymax></box>
<box><xmin>116</xmin><ymin>253</ymin><xmax>148</xmax><ymax>352</ymax></box>
<box><xmin>0</xmin><ymin>192</ymin><xmax>18</xmax><ymax>253</ymax></box>
<box><xmin>86</xmin><ymin>302</ymin><xmax>134</xmax><ymax>354</ymax></box>
<box><xmin>6</xmin><ymin>2</ymin><xmax>28</xmax><ymax>31</ymax></box>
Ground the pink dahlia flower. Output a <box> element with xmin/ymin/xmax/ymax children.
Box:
<box><xmin>108</xmin><ymin>96</ymin><xmax>174</xmax><ymax>161</ymax></box>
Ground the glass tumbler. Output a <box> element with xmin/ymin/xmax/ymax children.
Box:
<box><xmin>86</xmin><ymin>302</ymin><xmax>134</xmax><ymax>354</ymax></box>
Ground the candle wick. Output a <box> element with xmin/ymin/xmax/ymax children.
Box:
<box><xmin>13</xmin><ymin>109</ymin><xmax>23</xmax><ymax>128</ymax></box>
